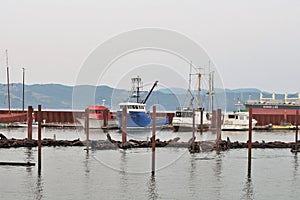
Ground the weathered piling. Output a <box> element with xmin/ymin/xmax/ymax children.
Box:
<box><xmin>151</xmin><ymin>106</ymin><xmax>156</xmax><ymax>176</ymax></box>
<box><xmin>192</xmin><ymin>109</ymin><xmax>195</xmax><ymax>150</ymax></box>
<box><xmin>122</xmin><ymin>107</ymin><xmax>127</xmax><ymax>144</ymax></box>
<box><xmin>211</xmin><ymin>110</ymin><xmax>217</xmax><ymax>131</ymax></box>
<box><xmin>38</xmin><ymin>104</ymin><xmax>42</xmax><ymax>175</ymax></box>
<box><xmin>295</xmin><ymin>110</ymin><xmax>299</xmax><ymax>151</ymax></box>
<box><xmin>27</xmin><ymin>106</ymin><xmax>33</xmax><ymax>140</ymax></box>
<box><xmin>200</xmin><ymin>108</ymin><xmax>203</xmax><ymax>133</ymax></box>
<box><xmin>85</xmin><ymin>108</ymin><xmax>89</xmax><ymax>141</ymax></box>
<box><xmin>103</xmin><ymin>109</ymin><xmax>108</xmax><ymax>128</ymax></box>
<box><xmin>189</xmin><ymin>109</ymin><xmax>201</xmax><ymax>153</ymax></box>
<box><xmin>216</xmin><ymin>109</ymin><xmax>222</xmax><ymax>151</ymax></box>
<box><xmin>248</xmin><ymin>108</ymin><xmax>253</xmax><ymax>176</ymax></box>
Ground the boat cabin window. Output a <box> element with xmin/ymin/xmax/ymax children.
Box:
<box><xmin>176</xmin><ymin>111</ymin><xmax>193</xmax><ymax>117</ymax></box>
<box><xmin>176</xmin><ymin>112</ymin><xmax>182</xmax><ymax>117</ymax></box>
<box><xmin>120</xmin><ymin>105</ymin><xmax>145</xmax><ymax>110</ymax></box>
<box><xmin>228</xmin><ymin>114</ymin><xmax>235</xmax><ymax>119</ymax></box>
<box><xmin>89</xmin><ymin>110</ymin><xmax>103</xmax><ymax>114</ymax></box>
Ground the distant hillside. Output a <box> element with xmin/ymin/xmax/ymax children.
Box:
<box><xmin>0</xmin><ymin>83</ymin><xmax>296</xmax><ymax>111</ymax></box>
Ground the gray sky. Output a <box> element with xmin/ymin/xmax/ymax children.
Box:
<box><xmin>0</xmin><ymin>0</ymin><xmax>299</xmax><ymax>93</ymax></box>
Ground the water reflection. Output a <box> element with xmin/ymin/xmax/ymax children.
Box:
<box><xmin>241</xmin><ymin>177</ymin><xmax>254</xmax><ymax>200</ymax></box>
<box><xmin>213</xmin><ymin>152</ymin><xmax>223</xmax><ymax>200</ymax></box>
<box><xmin>34</xmin><ymin>175</ymin><xmax>44</xmax><ymax>200</ymax></box>
<box><xmin>119</xmin><ymin>150</ymin><xmax>129</xmax><ymax>196</ymax></box>
<box><xmin>292</xmin><ymin>152</ymin><xmax>298</xmax><ymax>182</ymax></box>
<box><xmin>214</xmin><ymin>152</ymin><xmax>223</xmax><ymax>181</ymax></box>
<box><xmin>84</xmin><ymin>150</ymin><xmax>90</xmax><ymax>175</ymax></box>
<box><xmin>147</xmin><ymin>175</ymin><xmax>158</xmax><ymax>200</ymax></box>
<box><xmin>25</xmin><ymin>147</ymin><xmax>34</xmax><ymax>173</ymax></box>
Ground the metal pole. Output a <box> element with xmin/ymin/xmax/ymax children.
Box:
<box><xmin>22</xmin><ymin>68</ymin><xmax>25</xmax><ymax>111</ymax></box>
<box><xmin>38</xmin><ymin>104</ymin><xmax>42</xmax><ymax>175</ymax></box>
<box><xmin>27</xmin><ymin>106</ymin><xmax>33</xmax><ymax>140</ymax></box>
<box><xmin>122</xmin><ymin>107</ymin><xmax>127</xmax><ymax>144</ymax></box>
<box><xmin>151</xmin><ymin>106</ymin><xmax>156</xmax><ymax>176</ymax></box>
<box><xmin>248</xmin><ymin>108</ymin><xmax>253</xmax><ymax>177</ymax></box>
<box><xmin>5</xmin><ymin>50</ymin><xmax>11</xmax><ymax>113</ymax></box>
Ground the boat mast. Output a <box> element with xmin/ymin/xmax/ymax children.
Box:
<box><xmin>207</xmin><ymin>61</ymin><xmax>215</xmax><ymax>113</ymax></box>
<box><xmin>22</xmin><ymin>68</ymin><xmax>25</xmax><ymax>111</ymax></box>
<box><xmin>211</xmin><ymin>70</ymin><xmax>214</xmax><ymax>112</ymax></box>
<box><xmin>197</xmin><ymin>71</ymin><xmax>201</xmax><ymax>109</ymax></box>
<box><xmin>6</xmin><ymin>50</ymin><xmax>11</xmax><ymax>113</ymax></box>
<box><xmin>188</xmin><ymin>62</ymin><xmax>193</xmax><ymax>109</ymax></box>
<box><xmin>131</xmin><ymin>76</ymin><xmax>142</xmax><ymax>103</ymax></box>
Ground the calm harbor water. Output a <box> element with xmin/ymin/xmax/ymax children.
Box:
<box><xmin>0</xmin><ymin>128</ymin><xmax>299</xmax><ymax>200</ymax></box>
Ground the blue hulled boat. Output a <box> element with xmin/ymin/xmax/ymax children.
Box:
<box><xmin>117</xmin><ymin>76</ymin><xmax>168</xmax><ymax>129</ymax></box>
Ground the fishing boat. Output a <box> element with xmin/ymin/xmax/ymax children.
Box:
<box><xmin>117</xmin><ymin>76</ymin><xmax>169</xmax><ymax>129</ymax></box>
<box><xmin>172</xmin><ymin>64</ymin><xmax>212</xmax><ymax>132</ymax></box>
<box><xmin>77</xmin><ymin>102</ymin><xmax>118</xmax><ymax>129</ymax></box>
<box><xmin>172</xmin><ymin>108</ymin><xmax>211</xmax><ymax>132</ymax></box>
<box><xmin>222</xmin><ymin>102</ymin><xmax>257</xmax><ymax>131</ymax></box>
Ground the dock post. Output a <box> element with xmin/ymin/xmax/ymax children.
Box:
<box><xmin>38</xmin><ymin>104</ymin><xmax>42</xmax><ymax>175</ymax></box>
<box><xmin>27</xmin><ymin>106</ymin><xmax>33</xmax><ymax>140</ymax></box>
<box><xmin>248</xmin><ymin>108</ymin><xmax>253</xmax><ymax>177</ymax></box>
<box><xmin>103</xmin><ymin>109</ymin><xmax>108</xmax><ymax>128</ymax></box>
<box><xmin>191</xmin><ymin>108</ymin><xmax>196</xmax><ymax>151</ymax></box>
<box><xmin>85</xmin><ymin>108</ymin><xmax>89</xmax><ymax>141</ymax></box>
<box><xmin>151</xmin><ymin>106</ymin><xmax>156</xmax><ymax>176</ymax></box>
<box><xmin>216</xmin><ymin>109</ymin><xmax>222</xmax><ymax>151</ymax></box>
<box><xmin>212</xmin><ymin>110</ymin><xmax>217</xmax><ymax>133</ymax></box>
<box><xmin>200</xmin><ymin>108</ymin><xmax>203</xmax><ymax>133</ymax></box>
<box><xmin>122</xmin><ymin>107</ymin><xmax>127</xmax><ymax>144</ymax></box>
<box><xmin>295</xmin><ymin>110</ymin><xmax>299</xmax><ymax>151</ymax></box>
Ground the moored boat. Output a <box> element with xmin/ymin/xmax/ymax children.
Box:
<box><xmin>77</xmin><ymin>104</ymin><xmax>118</xmax><ymax>129</ymax></box>
<box><xmin>117</xmin><ymin>76</ymin><xmax>169</xmax><ymax>129</ymax></box>
<box><xmin>172</xmin><ymin>108</ymin><xmax>210</xmax><ymax>132</ymax></box>
<box><xmin>222</xmin><ymin>109</ymin><xmax>257</xmax><ymax>131</ymax></box>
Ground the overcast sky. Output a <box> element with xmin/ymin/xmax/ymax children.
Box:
<box><xmin>0</xmin><ymin>0</ymin><xmax>299</xmax><ymax>93</ymax></box>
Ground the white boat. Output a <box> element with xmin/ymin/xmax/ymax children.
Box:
<box><xmin>221</xmin><ymin>110</ymin><xmax>257</xmax><ymax>131</ymax></box>
<box><xmin>172</xmin><ymin>63</ymin><xmax>213</xmax><ymax>132</ymax></box>
<box><xmin>172</xmin><ymin>108</ymin><xmax>211</xmax><ymax>131</ymax></box>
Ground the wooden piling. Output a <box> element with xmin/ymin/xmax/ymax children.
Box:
<box><xmin>27</xmin><ymin>106</ymin><xmax>33</xmax><ymax>140</ymax></box>
<box><xmin>122</xmin><ymin>107</ymin><xmax>127</xmax><ymax>144</ymax></box>
<box><xmin>38</xmin><ymin>104</ymin><xmax>42</xmax><ymax>175</ymax></box>
<box><xmin>103</xmin><ymin>109</ymin><xmax>108</xmax><ymax>128</ymax></box>
<box><xmin>211</xmin><ymin>110</ymin><xmax>217</xmax><ymax>131</ymax></box>
<box><xmin>216</xmin><ymin>109</ymin><xmax>222</xmax><ymax>151</ymax></box>
<box><xmin>192</xmin><ymin>108</ymin><xmax>195</xmax><ymax>150</ymax></box>
<box><xmin>151</xmin><ymin>106</ymin><xmax>156</xmax><ymax>176</ymax></box>
<box><xmin>295</xmin><ymin>110</ymin><xmax>299</xmax><ymax>151</ymax></box>
<box><xmin>85</xmin><ymin>108</ymin><xmax>89</xmax><ymax>141</ymax></box>
<box><xmin>248</xmin><ymin>108</ymin><xmax>253</xmax><ymax>176</ymax></box>
<box><xmin>200</xmin><ymin>108</ymin><xmax>203</xmax><ymax>132</ymax></box>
